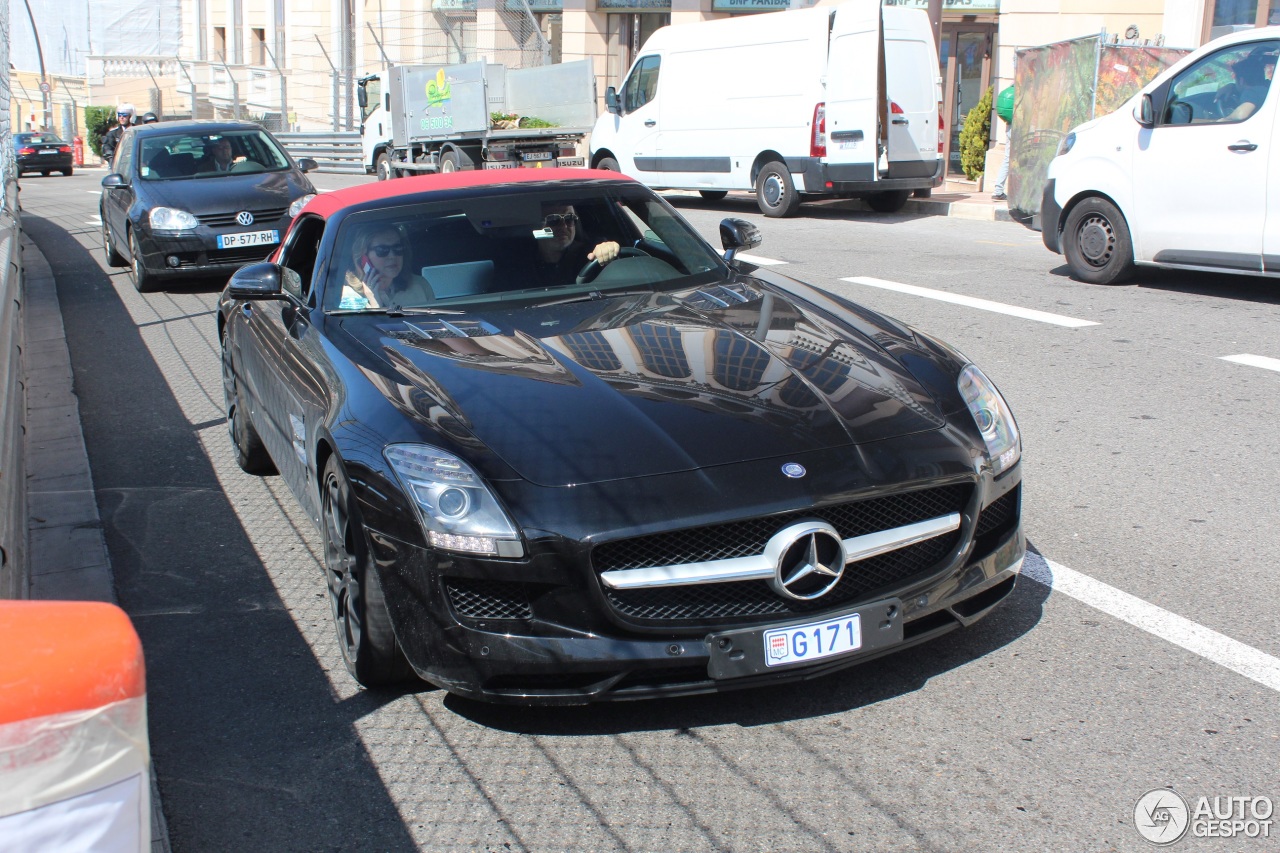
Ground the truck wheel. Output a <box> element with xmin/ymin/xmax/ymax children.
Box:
<box><xmin>1062</xmin><ymin>197</ymin><xmax>1136</xmax><ymax>285</ymax></box>
<box><xmin>867</xmin><ymin>191</ymin><xmax>911</xmax><ymax>213</ymax></box>
<box><xmin>375</xmin><ymin>152</ymin><xmax>394</xmax><ymax>181</ymax></box>
<box><xmin>595</xmin><ymin>156</ymin><xmax>620</xmax><ymax>172</ymax></box>
<box><xmin>756</xmin><ymin>161</ymin><xmax>801</xmax><ymax>218</ymax></box>
<box><xmin>440</xmin><ymin>150</ymin><xmax>463</xmax><ymax>173</ymax></box>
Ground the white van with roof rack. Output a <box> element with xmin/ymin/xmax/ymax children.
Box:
<box><xmin>588</xmin><ymin>0</ymin><xmax>943</xmax><ymax>217</ymax></box>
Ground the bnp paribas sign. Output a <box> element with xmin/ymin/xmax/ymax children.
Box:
<box><xmin>882</xmin><ymin>0</ymin><xmax>1001</xmax><ymax>10</ymax></box>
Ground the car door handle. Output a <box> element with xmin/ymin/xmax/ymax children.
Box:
<box><xmin>644</xmin><ymin>119</ymin><xmax>656</xmax><ymax>127</ymax></box>
<box><xmin>891</xmin><ymin>118</ymin><xmax>910</xmax><ymax>125</ymax></box>
<box><xmin>1228</xmin><ymin>141</ymin><xmax>1258</xmax><ymax>151</ymax></box>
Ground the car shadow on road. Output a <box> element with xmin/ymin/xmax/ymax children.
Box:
<box><xmin>449</xmin><ymin>542</ymin><xmax>1050</xmax><ymax>736</ymax></box>
<box><xmin>662</xmin><ymin>192</ymin><xmax>945</xmax><ymax>225</ymax></box>
<box><xmin>23</xmin><ymin>214</ymin><xmax>421</xmax><ymax>853</ymax></box>
<box><xmin>1048</xmin><ymin>262</ymin><xmax>1280</xmax><ymax>305</ymax></box>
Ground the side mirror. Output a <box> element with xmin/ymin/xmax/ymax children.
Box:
<box><xmin>297</xmin><ymin>157</ymin><xmax>319</xmax><ymax>173</ymax></box>
<box><xmin>605</xmin><ymin>87</ymin><xmax>620</xmax><ymax>115</ymax></box>
<box><xmin>101</xmin><ymin>173</ymin><xmax>127</xmax><ymax>189</ymax></box>
<box><xmin>226</xmin><ymin>262</ymin><xmax>285</xmax><ymax>300</ymax></box>
<box><xmin>1135</xmin><ymin>93</ymin><xmax>1156</xmax><ymax>128</ymax></box>
<box><xmin>720</xmin><ymin>218</ymin><xmax>762</xmax><ymax>264</ymax></box>
<box><xmin>357</xmin><ymin>87</ymin><xmax>368</xmax><ymax>109</ymax></box>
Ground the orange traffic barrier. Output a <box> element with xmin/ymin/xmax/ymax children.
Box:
<box><xmin>0</xmin><ymin>601</ymin><xmax>150</xmax><ymax>852</ymax></box>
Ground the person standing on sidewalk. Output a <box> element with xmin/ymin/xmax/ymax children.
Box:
<box><xmin>100</xmin><ymin>104</ymin><xmax>135</xmax><ymax>168</ymax></box>
<box><xmin>992</xmin><ymin>85</ymin><xmax>1014</xmax><ymax>202</ymax></box>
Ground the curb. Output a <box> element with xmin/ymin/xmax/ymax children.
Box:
<box><xmin>20</xmin><ymin>233</ymin><xmax>173</xmax><ymax>853</ymax></box>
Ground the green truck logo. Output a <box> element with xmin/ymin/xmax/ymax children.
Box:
<box><xmin>426</xmin><ymin>68</ymin><xmax>452</xmax><ymax>107</ymax></box>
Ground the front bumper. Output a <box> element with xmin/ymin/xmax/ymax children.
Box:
<box><xmin>138</xmin><ymin>225</ymin><xmax>288</xmax><ymax>279</ymax></box>
<box><xmin>369</xmin><ymin>472</ymin><xmax>1024</xmax><ymax>705</ymax></box>
<box><xmin>1041</xmin><ymin>179</ymin><xmax>1063</xmax><ymax>253</ymax></box>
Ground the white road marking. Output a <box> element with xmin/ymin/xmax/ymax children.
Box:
<box><xmin>842</xmin><ymin>276</ymin><xmax>1099</xmax><ymax>328</ymax></box>
<box><xmin>1021</xmin><ymin>551</ymin><xmax>1280</xmax><ymax>693</ymax></box>
<box><xmin>86</xmin><ymin>217</ymin><xmax>101</xmax><ymax>226</ymax></box>
<box><xmin>86</xmin><ymin>190</ymin><xmax>102</xmax><ymax>195</ymax></box>
<box><xmin>1220</xmin><ymin>353</ymin><xmax>1280</xmax><ymax>373</ymax></box>
<box><xmin>738</xmin><ymin>253</ymin><xmax>786</xmax><ymax>266</ymax></box>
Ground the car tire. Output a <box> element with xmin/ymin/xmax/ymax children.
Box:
<box><xmin>867</xmin><ymin>190</ymin><xmax>911</xmax><ymax>213</ymax></box>
<box><xmin>375</xmin><ymin>152</ymin><xmax>394</xmax><ymax>181</ymax></box>
<box><xmin>1062</xmin><ymin>197</ymin><xmax>1136</xmax><ymax>285</ymax></box>
<box><xmin>102</xmin><ymin>218</ymin><xmax>127</xmax><ymax>268</ymax></box>
<box><xmin>222</xmin><ymin>343</ymin><xmax>276</xmax><ymax>475</ymax></box>
<box><xmin>62</xmin><ymin>168</ymin><xmax>74</xmax><ymax>177</ymax></box>
<box><xmin>41</xmin><ymin>171</ymin><xmax>50</xmax><ymax>177</ymax></box>
<box><xmin>129</xmin><ymin>229</ymin><xmax>159</xmax><ymax>293</ymax></box>
<box><xmin>439</xmin><ymin>150</ymin><xmax>463</xmax><ymax>173</ymax></box>
<box><xmin>595</xmin><ymin>156</ymin><xmax>620</xmax><ymax>172</ymax></box>
<box><xmin>756</xmin><ymin>161</ymin><xmax>801</xmax><ymax>218</ymax></box>
<box><xmin>321</xmin><ymin>456</ymin><xmax>415</xmax><ymax>688</ymax></box>
<box><xmin>699</xmin><ymin>190</ymin><xmax>729</xmax><ymax>201</ymax></box>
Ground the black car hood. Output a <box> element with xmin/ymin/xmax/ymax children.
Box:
<box><xmin>139</xmin><ymin>170</ymin><xmax>313</xmax><ymax>215</ymax></box>
<box><xmin>344</xmin><ymin>276</ymin><xmax>948</xmax><ymax>487</ymax></box>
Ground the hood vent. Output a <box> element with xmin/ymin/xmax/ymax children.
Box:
<box><xmin>681</xmin><ymin>282</ymin><xmax>762</xmax><ymax>311</ymax></box>
<box><xmin>384</xmin><ymin>318</ymin><xmax>501</xmax><ymax>342</ymax></box>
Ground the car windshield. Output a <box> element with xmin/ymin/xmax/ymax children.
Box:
<box><xmin>137</xmin><ymin>129</ymin><xmax>292</xmax><ymax>180</ymax></box>
<box><xmin>16</xmin><ymin>134</ymin><xmax>64</xmax><ymax>145</ymax></box>
<box><xmin>323</xmin><ymin>184</ymin><xmax>728</xmax><ymax>312</ymax></box>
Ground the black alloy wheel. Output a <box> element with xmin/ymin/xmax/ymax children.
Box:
<box><xmin>102</xmin><ymin>218</ymin><xmax>127</xmax><ymax>267</ymax></box>
<box><xmin>321</xmin><ymin>456</ymin><xmax>415</xmax><ymax>688</ymax></box>
<box><xmin>1062</xmin><ymin>197</ymin><xmax>1136</xmax><ymax>285</ymax></box>
<box><xmin>756</xmin><ymin>161</ymin><xmax>801</xmax><ymax>218</ymax></box>
<box><xmin>129</xmin><ymin>229</ymin><xmax>158</xmax><ymax>293</ymax></box>
<box><xmin>221</xmin><ymin>343</ymin><xmax>275</xmax><ymax>475</ymax></box>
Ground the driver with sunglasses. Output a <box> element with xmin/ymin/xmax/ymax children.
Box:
<box><xmin>338</xmin><ymin>224</ymin><xmax>434</xmax><ymax>310</ymax></box>
<box><xmin>101</xmin><ymin>103</ymin><xmax>136</xmax><ymax>166</ymax></box>
<box><xmin>536</xmin><ymin>203</ymin><xmax>620</xmax><ymax>284</ymax></box>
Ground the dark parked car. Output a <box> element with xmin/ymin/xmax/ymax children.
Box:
<box><xmin>218</xmin><ymin>169</ymin><xmax>1025</xmax><ymax>705</ymax></box>
<box><xmin>100</xmin><ymin>120</ymin><xmax>318</xmax><ymax>292</ymax></box>
<box><xmin>14</xmin><ymin>132</ymin><xmax>73</xmax><ymax>177</ymax></box>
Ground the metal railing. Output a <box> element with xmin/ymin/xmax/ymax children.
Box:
<box><xmin>277</xmin><ymin>132</ymin><xmax>366</xmax><ymax>174</ymax></box>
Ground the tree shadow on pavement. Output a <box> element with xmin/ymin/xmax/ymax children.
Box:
<box><xmin>450</xmin><ymin>541</ymin><xmax>1049</xmax><ymax>737</ymax></box>
<box><xmin>23</xmin><ymin>215</ymin><xmax>421</xmax><ymax>853</ymax></box>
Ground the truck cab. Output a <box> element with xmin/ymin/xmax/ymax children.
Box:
<box><xmin>357</xmin><ymin>74</ymin><xmax>393</xmax><ymax>178</ymax></box>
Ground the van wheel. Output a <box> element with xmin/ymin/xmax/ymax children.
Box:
<box><xmin>595</xmin><ymin>156</ymin><xmax>620</xmax><ymax>172</ymax></box>
<box><xmin>699</xmin><ymin>190</ymin><xmax>728</xmax><ymax>201</ymax></box>
<box><xmin>756</xmin><ymin>161</ymin><xmax>801</xmax><ymax>218</ymax></box>
<box><xmin>1062</xmin><ymin>197</ymin><xmax>1135</xmax><ymax>285</ymax></box>
<box><xmin>867</xmin><ymin>191</ymin><xmax>911</xmax><ymax>213</ymax></box>
<box><xmin>375</xmin><ymin>152</ymin><xmax>394</xmax><ymax>181</ymax></box>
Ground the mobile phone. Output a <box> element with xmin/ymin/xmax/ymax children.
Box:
<box><xmin>359</xmin><ymin>254</ymin><xmax>374</xmax><ymax>279</ymax></box>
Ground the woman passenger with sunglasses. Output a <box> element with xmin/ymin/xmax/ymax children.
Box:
<box><xmin>338</xmin><ymin>224</ymin><xmax>435</xmax><ymax>310</ymax></box>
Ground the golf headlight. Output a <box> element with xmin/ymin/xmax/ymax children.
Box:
<box><xmin>958</xmin><ymin>364</ymin><xmax>1020</xmax><ymax>476</ymax></box>
<box><xmin>149</xmin><ymin>207</ymin><xmax>199</xmax><ymax>231</ymax></box>
<box><xmin>288</xmin><ymin>193</ymin><xmax>316</xmax><ymax>217</ymax></box>
<box><xmin>384</xmin><ymin>444</ymin><xmax>524</xmax><ymax>558</ymax></box>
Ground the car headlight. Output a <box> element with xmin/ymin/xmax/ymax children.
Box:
<box><xmin>958</xmin><ymin>365</ymin><xmax>1020</xmax><ymax>476</ymax></box>
<box><xmin>384</xmin><ymin>444</ymin><xmax>524</xmax><ymax>558</ymax></box>
<box><xmin>288</xmin><ymin>193</ymin><xmax>316</xmax><ymax>217</ymax></box>
<box><xmin>149</xmin><ymin>207</ymin><xmax>199</xmax><ymax>231</ymax></box>
<box><xmin>1056</xmin><ymin>131</ymin><xmax>1076</xmax><ymax>157</ymax></box>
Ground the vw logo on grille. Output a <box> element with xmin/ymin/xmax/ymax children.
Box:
<box><xmin>781</xmin><ymin>462</ymin><xmax>806</xmax><ymax>478</ymax></box>
<box><xmin>763</xmin><ymin>521</ymin><xmax>846</xmax><ymax>601</ymax></box>
<box><xmin>235</xmin><ymin>211</ymin><xmax>255</xmax><ymax>226</ymax></box>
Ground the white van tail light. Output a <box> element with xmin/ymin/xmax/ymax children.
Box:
<box><xmin>938</xmin><ymin>110</ymin><xmax>946</xmax><ymax>147</ymax></box>
<box><xmin>811</xmin><ymin>103</ymin><xmax>827</xmax><ymax>158</ymax></box>
<box><xmin>890</xmin><ymin>101</ymin><xmax>905</xmax><ymax>114</ymax></box>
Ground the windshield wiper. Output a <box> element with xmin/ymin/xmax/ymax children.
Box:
<box><xmin>327</xmin><ymin>303</ymin><xmax>466</xmax><ymax>316</ymax></box>
<box><xmin>532</xmin><ymin>288</ymin><xmax>655</xmax><ymax>308</ymax></box>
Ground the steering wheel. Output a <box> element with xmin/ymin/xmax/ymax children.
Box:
<box><xmin>1215</xmin><ymin>84</ymin><xmax>1242</xmax><ymax>116</ymax></box>
<box><xmin>576</xmin><ymin>247</ymin><xmax>650</xmax><ymax>284</ymax></box>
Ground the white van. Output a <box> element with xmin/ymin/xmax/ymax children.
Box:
<box><xmin>588</xmin><ymin>0</ymin><xmax>942</xmax><ymax>217</ymax></box>
<box><xmin>1043</xmin><ymin>27</ymin><xmax>1280</xmax><ymax>283</ymax></box>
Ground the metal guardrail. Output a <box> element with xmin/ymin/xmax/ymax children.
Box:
<box><xmin>276</xmin><ymin>132</ymin><xmax>367</xmax><ymax>175</ymax></box>
<box><xmin>0</xmin><ymin>194</ymin><xmax>24</xmax><ymax>599</ymax></box>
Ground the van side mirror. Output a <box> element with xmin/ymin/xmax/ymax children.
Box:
<box><xmin>605</xmin><ymin>87</ymin><xmax>620</xmax><ymax>115</ymax></box>
<box><xmin>357</xmin><ymin>87</ymin><xmax>368</xmax><ymax>109</ymax></box>
<box><xmin>720</xmin><ymin>218</ymin><xmax>762</xmax><ymax>264</ymax></box>
<box><xmin>1135</xmin><ymin>93</ymin><xmax>1155</xmax><ymax>128</ymax></box>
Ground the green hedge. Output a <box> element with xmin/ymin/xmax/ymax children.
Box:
<box><xmin>84</xmin><ymin>106</ymin><xmax>116</xmax><ymax>158</ymax></box>
<box><xmin>958</xmin><ymin>85</ymin><xmax>993</xmax><ymax>181</ymax></box>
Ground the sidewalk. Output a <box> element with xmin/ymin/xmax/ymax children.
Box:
<box><xmin>21</xmin><ymin>234</ymin><xmax>173</xmax><ymax>853</ymax></box>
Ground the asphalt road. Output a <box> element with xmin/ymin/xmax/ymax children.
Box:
<box><xmin>18</xmin><ymin>168</ymin><xmax>1280</xmax><ymax>852</ymax></box>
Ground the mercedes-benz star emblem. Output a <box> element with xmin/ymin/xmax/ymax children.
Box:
<box><xmin>764</xmin><ymin>521</ymin><xmax>846</xmax><ymax>600</ymax></box>
<box><xmin>236</xmin><ymin>211</ymin><xmax>255</xmax><ymax>226</ymax></box>
<box><xmin>781</xmin><ymin>462</ymin><xmax>806</xmax><ymax>478</ymax></box>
